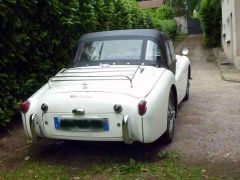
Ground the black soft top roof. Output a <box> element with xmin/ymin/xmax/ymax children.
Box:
<box><xmin>79</xmin><ymin>29</ymin><xmax>170</xmax><ymax>41</ymax></box>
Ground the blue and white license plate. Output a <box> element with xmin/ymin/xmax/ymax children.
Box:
<box><xmin>54</xmin><ymin>117</ymin><xmax>109</xmax><ymax>131</ymax></box>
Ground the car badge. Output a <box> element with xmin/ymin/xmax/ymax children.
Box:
<box><xmin>82</xmin><ymin>83</ymin><xmax>88</xmax><ymax>90</ymax></box>
<box><xmin>70</xmin><ymin>94</ymin><xmax>76</xmax><ymax>98</ymax></box>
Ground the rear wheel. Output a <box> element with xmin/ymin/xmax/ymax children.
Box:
<box><xmin>162</xmin><ymin>91</ymin><xmax>176</xmax><ymax>144</ymax></box>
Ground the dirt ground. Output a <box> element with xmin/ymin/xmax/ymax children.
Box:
<box><xmin>1</xmin><ymin>35</ymin><xmax>240</xmax><ymax>176</ymax></box>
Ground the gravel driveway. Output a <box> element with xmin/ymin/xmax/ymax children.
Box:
<box><xmin>1</xmin><ymin>35</ymin><xmax>240</xmax><ymax>175</ymax></box>
<box><xmin>170</xmin><ymin>35</ymin><xmax>240</xmax><ymax>167</ymax></box>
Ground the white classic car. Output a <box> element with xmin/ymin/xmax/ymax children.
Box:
<box><xmin>20</xmin><ymin>29</ymin><xmax>190</xmax><ymax>144</ymax></box>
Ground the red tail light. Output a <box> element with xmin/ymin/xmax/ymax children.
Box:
<box><xmin>20</xmin><ymin>100</ymin><xmax>30</xmax><ymax>113</ymax></box>
<box><xmin>138</xmin><ymin>100</ymin><xmax>147</xmax><ymax>116</ymax></box>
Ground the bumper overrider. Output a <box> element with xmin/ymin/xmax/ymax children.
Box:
<box><xmin>26</xmin><ymin>113</ymin><xmax>134</xmax><ymax>144</ymax></box>
<box><xmin>28</xmin><ymin>113</ymin><xmax>44</xmax><ymax>139</ymax></box>
<box><xmin>122</xmin><ymin>115</ymin><xmax>133</xmax><ymax>144</ymax></box>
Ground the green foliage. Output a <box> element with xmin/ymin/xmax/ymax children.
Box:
<box><xmin>0</xmin><ymin>153</ymin><xmax>204</xmax><ymax>179</ymax></box>
<box><xmin>164</xmin><ymin>0</ymin><xmax>200</xmax><ymax>17</ymax></box>
<box><xmin>155</xmin><ymin>20</ymin><xmax>177</xmax><ymax>38</ymax></box>
<box><xmin>145</xmin><ymin>5</ymin><xmax>177</xmax><ymax>39</ymax></box>
<box><xmin>0</xmin><ymin>1</ymin><xmax>178</xmax><ymax>126</ymax></box>
<box><xmin>199</xmin><ymin>0</ymin><xmax>222</xmax><ymax>47</ymax></box>
<box><xmin>158</xmin><ymin>151</ymin><xmax>180</xmax><ymax>160</ymax></box>
<box><xmin>1</xmin><ymin>162</ymin><xmax>69</xmax><ymax>179</ymax></box>
<box><xmin>154</xmin><ymin>5</ymin><xmax>174</xmax><ymax>20</ymax></box>
<box><xmin>0</xmin><ymin>0</ymin><xmax>153</xmax><ymax>126</ymax></box>
<box><xmin>0</xmin><ymin>0</ymin><xmax>81</xmax><ymax>125</ymax></box>
<box><xmin>173</xmin><ymin>33</ymin><xmax>187</xmax><ymax>46</ymax></box>
<box><xmin>186</xmin><ymin>0</ymin><xmax>199</xmax><ymax>17</ymax></box>
<box><xmin>164</xmin><ymin>0</ymin><xmax>185</xmax><ymax>16</ymax></box>
<box><xmin>119</xmin><ymin>159</ymin><xmax>144</xmax><ymax>174</ymax></box>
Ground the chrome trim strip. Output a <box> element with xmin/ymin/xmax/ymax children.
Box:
<box><xmin>60</xmin><ymin>70</ymin><xmax>135</xmax><ymax>74</ymax></box>
<box><xmin>50</xmin><ymin>74</ymin><xmax>134</xmax><ymax>88</ymax></box>
<box><xmin>122</xmin><ymin>115</ymin><xmax>133</xmax><ymax>144</ymax></box>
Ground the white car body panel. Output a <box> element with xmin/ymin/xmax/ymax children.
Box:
<box><xmin>21</xmin><ymin>55</ymin><xmax>190</xmax><ymax>143</ymax></box>
<box><xmin>175</xmin><ymin>55</ymin><xmax>190</xmax><ymax>103</ymax></box>
<box><xmin>20</xmin><ymin>29</ymin><xmax>191</xmax><ymax>144</ymax></box>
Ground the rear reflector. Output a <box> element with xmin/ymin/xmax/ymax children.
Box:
<box><xmin>20</xmin><ymin>100</ymin><xmax>30</xmax><ymax>113</ymax></box>
<box><xmin>138</xmin><ymin>100</ymin><xmax>147</xmax><ymax>116</ymax></box>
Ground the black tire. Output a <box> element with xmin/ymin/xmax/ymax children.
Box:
<box><xmin>183</xmin><ymin>75</ymin><xmax>190</xmax><ymax>101</ymax></box>
<box><xmin>162</xmin><ymin>91</ymin><xmax>176</xmax><ymax>144</ymax></box>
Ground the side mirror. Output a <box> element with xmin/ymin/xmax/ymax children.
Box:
<box><xmin>182</xmin><ymin>48</ymin><xmax>189</xmax><ymax>56</ymax></box>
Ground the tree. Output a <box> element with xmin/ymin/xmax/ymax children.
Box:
<box><xmin>198</xmin><ymin>0</ymin><xmax>221</xmax><ymax>47</ymax></box>
<box><xmin>186</xmin><ymin>0</ymin><xmax>200</xmax><ymax>17</ymax></box>
<box><xmin>164</xmin><ymin>0</ymin><xmax>200</xmax><ymax>17</ymax></box>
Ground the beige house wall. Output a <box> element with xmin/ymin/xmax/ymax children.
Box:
<box><xmin>235</xmin><ymin>1</ymin><xmax>240</xmax><ymax>56</ymax></box>
<box><xmin>221</xmin><ymin>0</ymin><xmax>240</xmax><ymax>69</ymax></box>
<box><xmin>174</xmin><ymin>15</ymin><xmax>188</xmax><ymax>34</ymax></box>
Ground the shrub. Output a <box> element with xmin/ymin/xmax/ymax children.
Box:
<box><xmin>154</xmin><ymin>5</ymin><xmax>174</xmax><ymax>20</ymax></box>
<box><xmin>144</xmin><ymin>5</ymin><xmax>176</xmax><ymax>38</ymax></box>
<box><xmin>0</xmin><ymin>0</ymin><xmax>153</xmax><ymax>126</ymax></box>
<box><xmin>155</xmin><ymin>19</ymin><xmax>177</xmax><ymax>38</ymax></box>
<box><xmin>198</xmin><ymin>0</ymin><xmax>222</xmax><ymax>47</ymax></box>
<box><xmin>0</xmin><ymin>0</ymin><xmax>84</xmax><ymax>126</ymax></box>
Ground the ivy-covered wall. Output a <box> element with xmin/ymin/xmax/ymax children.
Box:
<box><xmin>0</xmin><ymin>0</ymin><xmax>175</xmax><ymax>126</ymax></box>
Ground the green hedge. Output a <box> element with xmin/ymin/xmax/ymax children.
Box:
<box><xmin>154</xmin><ymin>5</ymin><xmax>174</xmax><ymax>20</ymax></box>
<box><xmin>0</xmin><ymin>0</ymin><xmax>153</xmax><ymax>126</ymax></box>
<box><xmin>199</xmin><ymin>0</ymin><xmax>222</xmax><ymax>47</ymax></box>
<box><xmin>155</xmin><ymin>20</ymin><xmax>177</xmax><ymax>39</ymax></box>
<box><xmin>145</xmin><ymin>5</ymin><xmax>177</xmax><ymax>39</ymax></box>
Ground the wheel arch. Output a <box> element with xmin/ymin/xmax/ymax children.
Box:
<box><xmin>171</xmin><ymin>84</ymin><xmax>178</xmax><ymax>114</ymax></box>
<box><xmin>188</xmin><ymin>65</ymin><xmax>191</xmax><ymax>79</ymax></box>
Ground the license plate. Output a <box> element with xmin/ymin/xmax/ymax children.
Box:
<box><xmin>54</xmin><ymin>117</ymin><xmax>109</xmax><ymax>131</ymax></box>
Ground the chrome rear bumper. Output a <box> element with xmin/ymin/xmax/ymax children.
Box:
<box><xmin>27</xmin><ymin>113</ymin><xmax>133</xmax><ymax>143</ymax></box>
<box><xmin>122</xmin><ymin>115</ymin><xmax>133</xmax><ymax>144</ymax></box>
<box><xmin>28</xmin><ymin>113</ymin><xmax>44</xmax><ymax>139</ymax></box>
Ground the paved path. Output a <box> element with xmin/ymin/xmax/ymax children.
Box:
<box><xmin>169</xmin><ymin>35</ymin><xmax>240</xmax><ymax>167</ymax></box>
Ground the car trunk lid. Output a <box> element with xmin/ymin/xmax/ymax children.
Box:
<box><xmin>46</xmin><ymin>65</ymin><xmax>165</xmax><ymax>98</ymax></box>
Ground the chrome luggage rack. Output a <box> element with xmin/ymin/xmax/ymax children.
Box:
<box><xmin>48</xmin><ymin>65</ymin><xmax>144</xmax><ymax>88</ymax></box>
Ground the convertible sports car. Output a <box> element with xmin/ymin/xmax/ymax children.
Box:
<box><xmin>20</xmin><ymin>29</ymin><xmax>190</xmax><ymax>144</ymax></box>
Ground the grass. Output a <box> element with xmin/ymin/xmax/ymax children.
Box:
<box><xmin>1</xmin><ymin>163</ymin><xmax>70</xmax><ymax>180</ymax></box>
<box><xmin>173</xmin><ymin>33</ymin><xmax>187</xmax><ymax>47</ymax></box>
<box><xmin>0</xmin><ymin>151</ymin><xmax>213</xmax><ymax>180</ymax></box>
